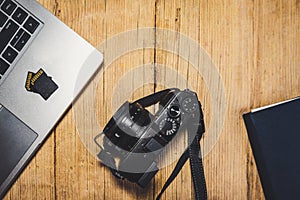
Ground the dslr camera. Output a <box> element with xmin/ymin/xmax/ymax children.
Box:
<box><xmin>95</xmin><ymin>88</ymin><xmax>204</xmax><ymax>187</ymax></box>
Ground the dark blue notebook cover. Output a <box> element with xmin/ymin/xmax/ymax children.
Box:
<box><xmin>243</xmin><ymin>97</ymin><xmax>300</xmax><ymax>200</ymax></box>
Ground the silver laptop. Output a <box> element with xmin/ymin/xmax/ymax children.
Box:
<box><xmin>0</xmin><ymin>0</ymin><xmax>103</xmax><ymax>198</ymax></box>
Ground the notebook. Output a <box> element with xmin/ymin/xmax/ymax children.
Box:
<box><xmin>243</xmin><ymin>97</ymin><xmax>300</xmax><ymax>200</ymax></box>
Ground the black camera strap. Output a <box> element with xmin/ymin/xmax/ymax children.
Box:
<box><xmin>137</xmin><ymin>88</ymin><xmax>207</xmax><ymax>199</ymax></box>
<box><xmin>156</xmin><ymin>117</ymin><xmax>207</xmax><ymax>200</ymax></box>
<box><xmin>133</xmin><ymin>88</ymin><xmax>179</xmax><ymax>107</ymax></box>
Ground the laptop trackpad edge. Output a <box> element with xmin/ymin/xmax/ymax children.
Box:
<box><xmin>0</xmin><ymin>106</ymin><xmax>38</xmax><ymax>185</ymax></box>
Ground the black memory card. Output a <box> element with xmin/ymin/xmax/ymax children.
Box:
<box><xmin>25</xmin><ymin>68</ymin><xmax>58</xmax><ymax>100</ymax></box>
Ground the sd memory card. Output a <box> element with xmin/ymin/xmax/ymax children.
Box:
<box><xmin>25</xmin><ymin>68</ymin><xmax>58</xmax><ymax>100</ymax></box>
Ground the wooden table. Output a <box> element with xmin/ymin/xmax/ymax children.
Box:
<box><xmin>4</xmin><ymin>0</ymin><xmax>299</xmax><ymax>199</ymax></box>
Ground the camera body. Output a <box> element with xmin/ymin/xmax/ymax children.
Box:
<box><xmin>97</xmin><ymin>89</ymin><xmax>204</xmax><ymax>187</ymax></box>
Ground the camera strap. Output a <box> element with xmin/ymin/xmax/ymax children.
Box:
<box><xmin>156</xmin><ymin>117</ymin><xmax>207</xmax><ymax>200</ymax></box>
<box><xmin>133</xmin><ymin>88</ymin><xmax>179</xmax><ymax>107</ymax></box>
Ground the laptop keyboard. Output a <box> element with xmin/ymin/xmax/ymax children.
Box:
<box><xmin>0</xmin><ymin>0</ymin><xmax>42</xmax><ymax>80</ymax></box>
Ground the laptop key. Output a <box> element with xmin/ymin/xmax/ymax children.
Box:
<box><xmin>10</xmin><ymin>28</ymin><xmax>24</xmax><ymax>47</ymax></box>
<box><xmin>14</xmin><ymin>31</ymin><xmax>30</xmax><ymax>51</ymax></box>
<box><xmin>1</xmin><ymin>0</ymin><xmax>17</xmax><ymax>16</ymax></box>
<box><xmin>24</xmin><ymin>16</ymin><xmax>39</xmax><ymax>34</ymax></box>
<box><xmin>0</xmin><ymin>58</ymin><xmax>9</xmax><ymax>75</ymax></box>
<box><xmin>0</xmin><ymin>11</ymin><xmax>8</xmax><ymax>27</ymax></box>
<box><xmin>2</xmin><ymin>46</ymin><xmax>17</xmax><ymax>63</ymax></box>
<box><xmin>12</xmin><ymin>7</ymin><xmax>28</xmax><ymax>25</ymax></box>
<box><xmin>0</xmin><ymin>20</ymin><xmax>18</xmax><ymax>54</ymax></box>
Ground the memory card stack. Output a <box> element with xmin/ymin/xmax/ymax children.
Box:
<box><xmin>25</xmin><ymin>68</ymin><xmax>58</xmax><ymax>100</ymax></box>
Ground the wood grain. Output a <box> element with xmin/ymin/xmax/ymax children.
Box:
<box><xmin>4</xmin><ymin>0</ymin><xmax>299</xmax><ymax>199</ymax></box>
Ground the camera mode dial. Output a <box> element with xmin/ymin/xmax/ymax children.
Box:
<box><xmin>182</xmin><ymin>97</ymin><xmax>198</xmax><ymax>113</ymax></box>
<box><xmin>159</xmin><ymin>117</ymin><xmax>179</xmax><ymax>136</ymax></box>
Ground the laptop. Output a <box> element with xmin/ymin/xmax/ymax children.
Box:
<box><xmin>0</xmin><ymin>0</ymin><xmax>103</xmax><ymax>198</ymax></box>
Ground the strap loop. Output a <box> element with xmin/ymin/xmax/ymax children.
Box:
<box><xmin>156</xmin><ymin>118</ymin><xmax>207</xmax><ymax>200</ymax></box>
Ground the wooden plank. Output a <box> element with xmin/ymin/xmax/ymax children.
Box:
<box><xmin>3</xmin><ymin>0</ymin><xmax>300</xmax><ymax>199</ymax></box>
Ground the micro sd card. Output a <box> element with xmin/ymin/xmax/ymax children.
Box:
<box><xmin>25</xmin><ymin>72</ymin><xmax>35</xmax><ymax>92</ymax></box>
<box><xmin>25</xmin><ymin>68</ymin><xmax>58</xmax><ymax>100</ymax></box>
<box><xmin>32</xmin><ymin>71</ymin><xmax>58</xmax><ymax>100</ymax></box>
<box><xmin>30</xmin><ymin>69</ymin><xmax>44</xmax><ymax>86</ymax></box>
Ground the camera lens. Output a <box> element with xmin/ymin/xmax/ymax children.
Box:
<box><xmin>129</xmin><ymin>103</ymin><xmax>152</xmax><ymax>126</ymax></box>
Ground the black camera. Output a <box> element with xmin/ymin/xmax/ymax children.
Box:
<box><xmin>95</xmin><ymin>88</ymin><xmax>205</xmax><ymax>188</ymax></box>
